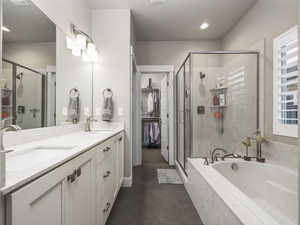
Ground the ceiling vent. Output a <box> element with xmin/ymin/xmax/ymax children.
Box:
<box><xmin>149</xmin><ymin>0</ymin><xmax>166</xmax><ymax>5</ymax></box>
<box><xmin>9</xmin><ymin>0</ymin><xmax>31</xmax><ymax>6</ymax></box>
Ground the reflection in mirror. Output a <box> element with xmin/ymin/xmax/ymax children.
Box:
<box><xmin>2</xmin><ymin>0</ymin><xmax>56</xmax><ymax>129</ymax></box>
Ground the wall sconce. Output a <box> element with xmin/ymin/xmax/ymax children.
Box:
<box><xmin>66</xmin><ymin>24</ymin><xmax>99</xmax><ymax>62</ymax></box>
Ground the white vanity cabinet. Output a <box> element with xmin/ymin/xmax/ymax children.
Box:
<box><xmin>65</xmin><ymin>150</ymin><xmax>96</xmax><ymax>225</ymax></box>
<box><xmin>6</xmin><ymin>148</ymin><xmax>96</xmax><ymax>225</ymax></box>
<box><xmin>96</xmin><ymin>132</ymin><xmax>124</xmax><ymax>225</ymax></box>
<box><xmin>5</xmin><ymin>131</ymin><xmax>125</xmax><ymax>225</ymax></box>
<box><xmin>6</xmin><ymin>162</ymin><xmax>67</xmax><ymax>225</ymax></box>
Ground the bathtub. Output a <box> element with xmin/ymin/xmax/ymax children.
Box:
<box><xmin>183</xmin><ymin>158</ymin><xmax>298</xmax><ymax>225</ymax></box>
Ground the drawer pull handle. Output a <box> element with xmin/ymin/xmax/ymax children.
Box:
<box><xmin>119</xmin><ymin>137</ymin><xmax>123</xmax><ymax>141</ymax></box>
<box><xmin>103</xmin><ymin>147</ymin><xmax>111</xmax><ymax>152</ymax></box>
<box><xmin>103</xmin><ymin>202</ymin><xmax>111</xmax><ymax>213</ymax></box>
<box><xmin>76</xmin><ymin>168</ymin><xmax>82</xmax><ymax>177</ymax></box>
<box><xmin>67</xmin><ymin>170</ymin><xmax>77</xmax><ymax>183</ymax></box>
<box><xmin>103</xmin><ymin>171</ymin><xmax>111</xmax><ymax>178</ymax></box>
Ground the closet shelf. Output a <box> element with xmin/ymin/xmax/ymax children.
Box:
<box><xmin>142</xmin><ymin>88</ymin><xmax>160</xmax><ymax>92</ymax></box>
<box><xmin>1</xmin><ymin>88</ymin><xmax>13</xmax><ymax>92</ymax></box>
<box><xmin>142</xmin><ymin>117</ymin><xmax>161</xmax><ymax>120</ymax></box>
<box><xmin>210</xmin><ymin>87</ymin><xmax>227</xmax><ymax>93</ymax></box>
<box><xmin>209</xmin><ymin>105</ymin><xmax>227</xmax><ymax>109</ymax></box>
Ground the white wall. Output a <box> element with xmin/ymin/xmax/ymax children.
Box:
<box><xmin>141</xmin><ymin>73</ymin><xmax>166</xmax><ymax>89</ymax></box>
<box><xmin>92</xmin><ymin>9</ymin><xmax>132</xmax><ymax>178</ymax></box>
<box><xmin>222</xmin><ymin>0</ymin><xmax>298</xmax><ymax>146</ymax></box>
<box><xmin>3</xmin><ymin>42</ymin><xmax>56</xmax><ymax>69</ymax></box>
<box><xmin>136</xmin><ymin>41</ymin><xmax>221</xmax><ymax>70</ymax></box>
<box><xmin>56</xmin><ymin>28</ymin><xmax>93</xmax><ymax>125</ymax></box>
<box><xmin>30</xmin><ymin>0</ymin><xmax>91</xmax><ymax>36</ymax></box>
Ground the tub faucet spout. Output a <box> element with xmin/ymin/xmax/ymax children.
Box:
<box><xmin>221</xmin><ymin>153</ymin><xmax>242</xmax><ymax>161</ymax></box>
<box><xmin>211</xmin><ymin>148</ymin><xmax>227</xmax><ymax>163</ymax></box>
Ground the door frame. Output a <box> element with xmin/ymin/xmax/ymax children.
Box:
<box><xmin>133</xmin><ymin>65</ymin><xmax>175</xmax><ymax>166</ymax></box>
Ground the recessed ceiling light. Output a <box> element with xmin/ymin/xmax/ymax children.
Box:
<box><xmin>149</xmin><ymin>0</ymin><xmax>166</xmax><ymax>5</ymax></box>
<box><xmin>200</xmin><ymin>22</ymin><xmax>210</xmax><ymax>30</ymax></box>
<box><xmin>2</xmin><ymin>26</ymin><xmax>11</xmax><ymax>32</ymax></box>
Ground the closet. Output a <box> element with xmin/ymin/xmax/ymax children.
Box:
<box><xmin>142</xmin><ymin>79</ymin><xmax>161</xmax><ymax>148</ymax></box>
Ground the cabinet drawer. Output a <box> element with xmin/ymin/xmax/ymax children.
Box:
<box><xmin>96</xmin><ymin>153</ymin><xmax>114</xmax><ymax>203</ymax></box>
<box><xmin>99</xmin><ymin>194</ymin><xmax>114</xmax><ymax>225</ymax></box>
<box><xmin>96</xmin><ymin>139</ymin><xmax>114</xmax><ymax>164</ymax></box>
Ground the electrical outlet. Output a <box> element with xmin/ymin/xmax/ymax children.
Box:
<box><xmin>62</xmin><ymin>107</ymin><xmax>68</xmax><ymax>116</ymax></box>
<box><xmin>118</xmin><ymin>107</ymin><xmax>124</xmax><ymax>116</ymax></box>
<box><xmin>95</xmin><ymin>107</ymin><xmax>101</xmax><ymax>116</ymax></box>
<box><xmin>84</xmin><ymin>107</ymin><xmax>90</xmax><ymax>116</ymax></box>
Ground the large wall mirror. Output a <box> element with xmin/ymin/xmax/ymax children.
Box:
<box><xmin>1</xmin><ymin>0</ymin><xmax>92</xmax><ymax>129</ymax></box>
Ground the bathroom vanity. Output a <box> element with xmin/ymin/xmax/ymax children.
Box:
<box><xmin>1</xmin><ymin>128</ymin><xmax>124</xmax><ymax>225</ymax></box>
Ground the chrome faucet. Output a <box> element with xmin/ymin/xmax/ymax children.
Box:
<box><xmin>211</xmin><ymin>148</ymin><xmax>228</xmax><ymax>163</ymax></box>
<box><xmin>85</xmin><ymin>116</ymin><xmax>98</xmax><ymax>132</ymax></box>
<box><xmin>221</xmin><ymin>153</ymin><xmax>242</xmax><ymax>161</ymax></box>
<box><xmin>0</xmin><ymin>125</ymin><xmax>22</xmax><ymax>152</ymax></box>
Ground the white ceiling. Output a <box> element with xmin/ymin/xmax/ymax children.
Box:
<box><xmin>87</xmin><ymin>0</ymin><xmax>258</xmax><ymax>41</ymax></box>
<box><xmin>3</xmin><ymin>0</ymin><xmax>56</xmax><ymax>43</ymax></box>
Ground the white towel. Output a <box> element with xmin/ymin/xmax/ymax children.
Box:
<box><xmin>147</xmin><ymin>93</ymin><xmax>154</xmax><ymax>113</ymax></box>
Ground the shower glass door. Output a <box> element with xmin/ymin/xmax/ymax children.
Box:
<box><xmin>16</xmin><ymin>67</ymin><xmax>43</xmax><ymax>129</ymax></box>
<box><xmin>176</xmin><ymin>65</ymin><xmax>185</xmax><ymax>170</ymax></box>
<box><xmin>176</xmin><ymin>54</ymin><xmax>192</xmax><ymax>172</ymax></box>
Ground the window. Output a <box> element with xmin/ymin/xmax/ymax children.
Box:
<box><xmin>273</xmin><ymin>26</ymin><xmax>298</xmax><ymax>137</ymax></box>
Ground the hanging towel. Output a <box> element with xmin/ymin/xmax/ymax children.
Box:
<box><xmin>147</xmin><ymin>92</ymin><xmax>154</xmax><ymax>113</ymax></box>
<box><xmin>102</xmin><ymin>96</ymin><xmax>113</xmax><ymax>121</ymax></box>
<box><xmin>68</xmin><ymin>95</ymin><xmax>80</xmax><ymax>123</ymax></box>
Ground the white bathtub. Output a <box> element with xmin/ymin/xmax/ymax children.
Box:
<box><xmin>184</xmin><ymin>158</ymin><xmax>298</xmax><ymax>225</ymax></box>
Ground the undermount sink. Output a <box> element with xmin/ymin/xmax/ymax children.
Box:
<box><xmin>33</xmin><ymin>145</ymin><xmax>76</xmax><ymax>151</ymax></box>
<box><xmin>6</xmin><ymin>145</ymin><xmax>77</xmax><ymax>171</ymax></box>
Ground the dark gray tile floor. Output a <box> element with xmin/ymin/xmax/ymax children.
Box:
<box><xmin>106</xmin><ymin>149</ymin><xmax>203</xmax><ymax>225</ymax></box>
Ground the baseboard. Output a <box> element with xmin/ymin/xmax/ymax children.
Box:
<box><xmin>121</xmin><ymin>176</ymin><xmax>132</xmax><ymax>187</ymax></box>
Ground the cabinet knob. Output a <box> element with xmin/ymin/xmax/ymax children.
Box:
<box><xmin>118</xmin><ymin>137</ymin><xmax>123</xmax><ymax>141</ymax></box>
<box><xmin>103</xmin><ymin>147</ymin><xmax>111</xmax><ymax>152</ymax></box>
<box><xmin>102</xmin><ymin>202</ymin><xmax>111</xmax><ymax>213</ymax></box>
<box><xmin>67</xmin><ymin>170</ymin><xmax>77</xmax><ymax>183</ymax></box>
<box><xmin>103</xmin><ymin>171</ymin><xmax>111</xmax><ymax>178</ymax></box>
<box><xmin>76</xmin><ymin>168</ymin><xmax>82</xmax><ymax>177</ymax></box>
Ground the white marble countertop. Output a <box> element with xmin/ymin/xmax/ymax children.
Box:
<box><xmin>1</xmin><ymin>128</ymin><xmax>124</xmax><ymax>195</ymax></box>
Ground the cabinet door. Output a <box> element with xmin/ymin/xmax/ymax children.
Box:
<box><xmin>118</xmin><ymin>133</ymin><xmax>124</xmax><ymax>186</ymax></box>
<box><xmin>115</xmin><ymin>133</ymin><xmax>124</xmax><ymax>193</ymax></box>
<box><xmin>65</xmin><ymin>151</ymin><xmax>96</xmax><ymax>225</ymax></box>
<box><xmin>7</xmin><ymin>165</ymin><xmax>67</xmax><ymax>225</ymax></box>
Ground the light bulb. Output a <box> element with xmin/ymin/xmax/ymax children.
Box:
<box><xmin>72</xmin><ymin>47</ymin><xmax>81</xmax><ymax>57</ymax></box>
<box><xmin>66</xmin><ymin>36</ymin><xmax>74</xmax><ymax>50</ymax></box>
<box><xmin>76</xmin><ymin>34</ymin><xmax>87</xmax><ymax>50</ymax></box>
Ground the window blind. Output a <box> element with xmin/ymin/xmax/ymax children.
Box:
<box><xmin>273</xmin><ymin>26</ymin><xmax>298</xmax><ymax>137</ymax></box>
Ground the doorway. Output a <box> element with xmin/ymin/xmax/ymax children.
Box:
<box><xmin>132</xmin><ymin>65</ymin><xmax>175</xmax><ymax>166</ymax></box>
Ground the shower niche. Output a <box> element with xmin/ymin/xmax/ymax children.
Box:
<box><xmin>209</xmin><ymin>87</ymin><xmax>227</xmax><ymax>135</ymax></box>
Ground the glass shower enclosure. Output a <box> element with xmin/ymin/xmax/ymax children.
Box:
<box><xmin>1</xmin><ymin>58</ymin><xmax>53</xmax><ymax>129</ymax></box>
<box><xmin>176</xmin><ymin>51</ymin><xmax>260</xmax><ymax>174</ymax></box>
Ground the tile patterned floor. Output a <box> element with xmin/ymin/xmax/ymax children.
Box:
<box><xmin>106</xmin><ymin>149</ymin><xmax>203</xmax><ymax>225</ymax></box>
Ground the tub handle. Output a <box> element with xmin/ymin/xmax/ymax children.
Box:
<box><xmin>202</xmin><ymin>157</ymin><xmax>209</xmax><ymax>166</ymax></box>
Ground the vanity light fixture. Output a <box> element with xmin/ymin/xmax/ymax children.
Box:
<box><xmin>66</xmin><ymin>36</ymin><xmax>74</xmax><ymax>50</ymax></box>
<box><xmin>200</xmin><ymin>22</ymin><xmax>210</xmax><ymax>30</ymax></box>
<box><xmin>76</xmin><ymin>34</ymin><xmax>87</xmax><ymax>50</ymax></box>
<box><xmin>72</xmin><ymin>47</ymin><xmax>81</xmax><ymax>57</ymax></box>
<box><xmin>2</xmin><ymin>26</ymin><xmax>11</xmax><ymax>32</ymax></box>
<box><xmin>66</xmin><ymin>24</ymin><xmax>99</xmax><ymax>62</ymax></box>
